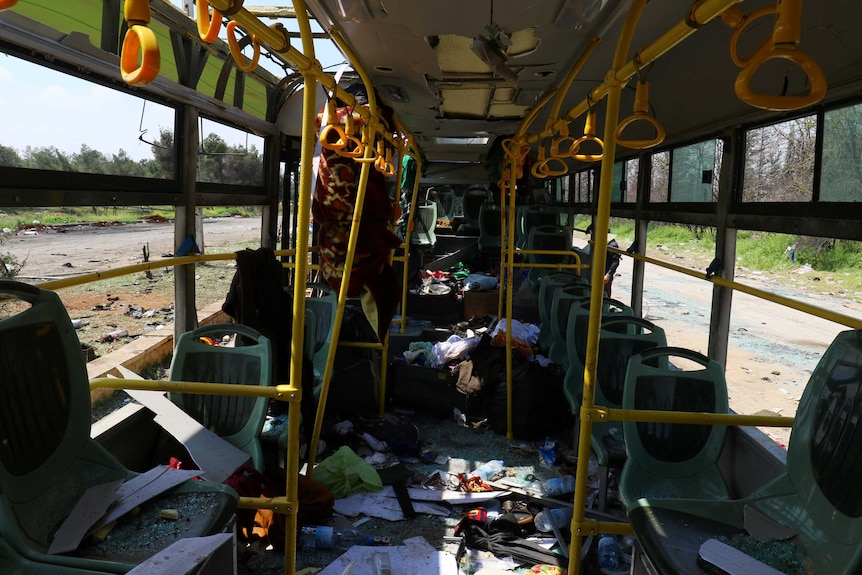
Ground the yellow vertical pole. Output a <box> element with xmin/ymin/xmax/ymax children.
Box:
<box><xmin>307</xmin><ymin>29</ymin><xmax>381</xmax><ymax>474</ymax></box>
<box><xmin>503</xmin><ymin>155</ymin><xmax>518</xmax><ymax>439</ymax></box>
<box><xmin>284</xmin><ymin>1</ymin><xmax>316</xmax><ymax>572</ymax></box>
<box><xmin>567</xmin><ymin>2</ymin><xmax>646</xmax><ymax>573</ymax></box>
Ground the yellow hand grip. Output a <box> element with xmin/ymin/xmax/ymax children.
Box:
<box><xmin>354</xmin><ymin>126</ymin><xmax>379</xmax><ymax>164</ymax></box>
<box><xmin>571</xmin><ymin>109</ymin><xmax>604</xmax><ymax>162</ymax></box>
<box><xmin>336</xmin><ymin>110</ymin><xmax>365</xmax><ymax>158</ymax></box>
<box><xmin>498</xmin><ymin>168</ymin><xmax>513</xmax><ymax>189</ymax></box>
<box><xmin>773</xmin><ymin>0</ymin><xmax>803</xmax><ymax>47</ymax></box>
<box><xmin>196</xmin><ymin>0</ymin><xmax>222</xmax><ymax>43</ymax></box>
<box><xmin>0</xmin><ymin>0</ymin><xmax>19</xmax><ymax>11</ymax></box>
<box><xmin>319</xmin><ymin>99</ymin><xmax>348</xmax><ymax>151</ymax></box>
<box><xmin>124</xmin><ymin>0</ymin><xmax>151</xmax><ymax>25</ymax></box>
<box><xmin>382</xmin><ymin>148</ymin><xmax>396</xmax><ymax>177</ymax></box>
<box><xmin>734</xmin><ymin>47</ymin><xmax>827</xmax><ymax>111</ymax></box>
<box><xmin>120</xmin><ymin>25</ymin><xmax>161</xmax><ymax>86</ymax></box>
<box><xmin>550</xmin><ymin>121</ymin><xmax>577</xmax><ymax>158</ymax></box>
<box><xmin>531</xmin><ymin>146</ymin><xmax>568</xmax><ymax>178</ymax></box>
<box><xmin>730</xmin><ymin>6</ymin><xmax>775</xmax><ymax>68</ymax></box>
<box><xmin>226</xmin><ymin>21</ymin><xmax>260</xmax><ymax>73</ymax></box>
<box><xmin>501</xmin><ymin>138</ymin><xmax>523</xmax><ymax>159</ymax></box>
<box><xmin>616</xmin><ymin>80</ymin><xmax>665</xmax><ymax>150</ymax></box>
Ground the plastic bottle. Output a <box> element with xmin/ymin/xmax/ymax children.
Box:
<box><xmin>534</xmin><ymin>507</ymin><xmax>574</xmax><ymax>532</ymax></box>
<box><xmin>468</xmin><ymin>459</ymin><xmax>504</xmax><ymax>482</ymax></box>
<box><xmin>597</xmin><ymin>535</ymin><xmax>621</xmax><ymax>571</ymax></box>
<box><xmin>299</xmin><ymin>526</ymin><xmax>374</xmax><ymax>550</ymax></box>
<box><xmin>526</xmin><ymin>474</ymin><xmax>576</xmax><ymax>497</ymax></box>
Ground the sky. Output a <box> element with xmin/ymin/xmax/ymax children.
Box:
<box><xmin>0</xmin><ymin>1</ymin><xmax>345</xmax><ymax>161</ymax></box>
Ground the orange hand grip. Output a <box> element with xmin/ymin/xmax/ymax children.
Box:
<box><xmin>124</xmin><ymin>0</ymin><xmax>151</xmax><ymax>25</ymax></box>
<box><xmin>196</xmin><ymin>0</ymin><xmax>222</xmax><ymax>43</ymax></box>
<box><xmin>718</xmin><ymin>6</ymin><xmax>745</xmax><ymax>29</ymax></box>
<box><xmin>382</xmin><ymin>148</ymin><xmax>396</xmax><ymax>177</ymax></box>
<box><xmin>226</xmin><ymin>21</ymin><xmax>260</xmax><ymax>73</ymax></box>
<box><xmin>571</xmin><ymin>109</ymin><xmax>604</xmax><ymax>162</ymax></box>
<box><xmin>0</xmin><ymin>0</ymin><xmax>19</xmax><ymax>11</ymax></box>
<box><xmin>734</xmin><ymin>47</ymin><xmax>827</xmax><ymax>111</ymax></box>
<box><xmin>615</xmin><ymin>81</ymin><xmax>665</xmax><ymax>150</ymax></box>
<box><xmin>120</xmin><ymin>25</ymin><xmax>161</xmax><ymax>86</ymax></box>
<box><xmin>729</xmin><ymin>6</ymin><xmax>775</xmax><ymax>68</ymax></box>
<box><xmin>337</xmin><ymin>112</ymin><xmax>365</xmax><ymax>158</ymax></box>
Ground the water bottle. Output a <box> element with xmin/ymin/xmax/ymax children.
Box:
<box><xmin>597</xmin><ymin>535</ymin><xmax>620</xmax><ymax>571</ymax></box>
<box><xmin>299</xmin><ymin>526</ymin><xmax>374</xmax><ymax>550</ymax></box>
<box><xmin>534</xmin><ymin>507</ymin><xmax>574</xmax><ymax>532</ymax></box>
<box><xmin>526</xmin><ymin>474</ymin><xmax>576</xmax><ymax>497</ymax></box>
<box><xmin>469</xmin><ymin>459</ymin><xmax>504</xmax><ymax>482</ymax></box>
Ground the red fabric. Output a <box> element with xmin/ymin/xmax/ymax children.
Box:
<box><xmin>313</xmin><ymin>105</ymin><xmax>401</xmax><ymax>341</ymax></box>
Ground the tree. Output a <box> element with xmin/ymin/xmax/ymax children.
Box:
<box><xmin>0</xmin><ymin>145</ymin><xmax>23</xmax><ymax>168</ymax></box>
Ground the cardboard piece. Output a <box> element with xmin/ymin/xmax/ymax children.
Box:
<box><xmin>125</xmin><ymin>532</ymin><xmax>236</xmax><ymax>575</ymax></box>
<box><xmin>318</xmin><ymin>536</ymin><xmax>458</xmax><ymax>575</ymax></box>
<box><xmin>699</xmin><ymin>539</ymin><xmax>786</xmax><ymax>575</ymax></box>
<box><xmin>115</xmin><ymin>367</ymin><xmax>251</xmax><ymax>483</ymax></box>
<box><xmin>91</xmin><ymin>465</ymin><xmax>202</xmax><ymax>532</ymax></box>
<box><xmin>48</xmin><ymin>479</ymin><xmax>124</xmax><ymax>554</ymax></box>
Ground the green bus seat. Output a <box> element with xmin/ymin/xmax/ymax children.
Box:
<box><xmin>0</xmin><ymin>281</ymin><xmax>237</xmax><ymax>573</ymax></box>
<box><xmin>518</xmin><ymin>203</ymin><xmax>561</xmax><ymax>248</ymax></box>
<box><xmin>628</xmin><ymin>329</ymin><xmax>862</xmax><ymax>575</ymax></box>
<box><xmin>525</xmin><ymin>224</ymin><xmax>575</xmax><ymax>287</ymax></box>
<box><xmin>547</xmin><ymin>283</ymin><xmax>593</xmax><ymax>366</ymax></box>
<box><xmin>169</xmin><ymin>323</ymin><xmax>272</xmax><ymax>472</ymax></box>
<box><xmin>618</xmin><ymin>346</ymin><xmax>730</xmax><ymax>512</ymax></box>
<box><xmin>478</xmin><ymin>202</ymin><xmax>504</xmax><ymax>252</ymax></box>
<box><xmin>305</xmin><ymin>282</ymin><xmax>338</xmax><ymax>393</ymax></box>
<box><xmin>562</xmin><ymin>297</ymin><xmax>636</xmax><ymax>413</ymax></box>
<box><xmin>537</xmin><ymin>272</ymin><xmax>583</xmax><ymax>355</ymax></box>
<box><xmin>562</xmin><ymin>311</ymin><xmax>662</xmax><ymax>509</ymax></box>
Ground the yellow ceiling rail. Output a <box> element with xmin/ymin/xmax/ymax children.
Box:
<box><xmin>120</xmin><ymin>0</ymin><xmax>160</xmax><ymax>85</ymax></box>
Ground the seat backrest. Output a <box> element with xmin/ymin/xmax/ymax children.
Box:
<box><xmin>305</xmin><ymin>282</ymin><xmax>338</xmax><ymax>381</ymax></box>
<box><xmin>462</xmin><ymin>186</ymin><xmax>489</xmax><ymax>228</ymax></box>
<box><xmin>537</xmin><ymin>272</ymin><xmax>582</xmax><ymax>354</ymax></box>
<box><xmin>0</xmin><ymin>282</ymin><xmax>95</xmax><ymax>505</ymax></box>
<box><xmin>565</xmin><ymin>297</ymin><xmax>634</xmax><ymax>370</ymax></box>
<box><xmin>478</xmin><ymin>202</ymin><xmax>503</xmax><ymax>251</ymax></box>
<box><xmin>526</xmin><ymin>224</ymin><xmax>574</xmax><ymax>285</ymax></box>
<box><xmin>169</xmin><ymin>323</ymin><xmax>272</xmax><ymax>471</ymax></box>
<box><xmin>623</xmin><ymin>346</ymin><xmax>729</xmax><ymax>477</ymax></box>
<box><xmin>547</xmin><ymin>283</ymin><xmax>592</xmax><ymax>365</ymax></box>
<box><xmin>411</xmin><ymin>200</ymin><xmax>437</xmax><ymax>245</ymax></box>
<box><xmin>594</xmin><ymin>316</ymin><xmax>666</xmax><ymax>409</ymax></box>
<box><xmin>785</xmin><ymin>329</ymin><xmax>862</xmax><ymax>547</ymax></box>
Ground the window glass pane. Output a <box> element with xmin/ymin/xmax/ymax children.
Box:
<box><xmin>742</xmin><ymin>117</ymin><xmax>815</xmax><ymax>202</ymax></box>
<box><xmin>650</xmin><ymin>151</ymin><xmax>669</xmax><ymax>202</ymax></box>
<box><xmin>611</xmin><ymin>161</ymin><xmax>624</xmax><ymax>202</ymax></box>
<box><xmin>197</xmin><ymin>119</ymin><xmax>265</xmax><ymax>186</ymax></box>
<box><xmin>671</xmin><ymin>140</ymin><xmax>717</xmax><ymax>202</ymax></box>
<box><xmin>572</xmin><ymin>170</ymin><xmax>593</xmax><ymax>203</ymax></box>
<box><xmin>624</xmin><ymin>159</ymin><xmax>639</xmax><ymax>202</ymax></box>
<box><xmin>0</xmin><ymin>56</ymin><xmax>175</xmax><ymax>178</ymax></box>
<box><xmin>820</xmin><ymin>104</ymin><xmax>862</xmax><ymax>202</ymax></box>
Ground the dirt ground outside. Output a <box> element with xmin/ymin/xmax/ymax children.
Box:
<box><xmin>4</xmin><ymin>216</ymin><xmax>263</xmax><ymax>361</ymax></box>
<box><xmin>4</xmin><ymin>220</ymin><xmax>860</xmax><ymax>447</ymax></box>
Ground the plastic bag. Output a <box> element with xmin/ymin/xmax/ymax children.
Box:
<box><xmin>312</xmin><ymin>445</ymin><xmax>383</xmax><ymax>499</ymax></box>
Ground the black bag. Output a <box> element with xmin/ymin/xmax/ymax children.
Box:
<box><xmin>487</xmin><ymin>360</ymin><xmax>570</xmax><ymax>440</ymax></box>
